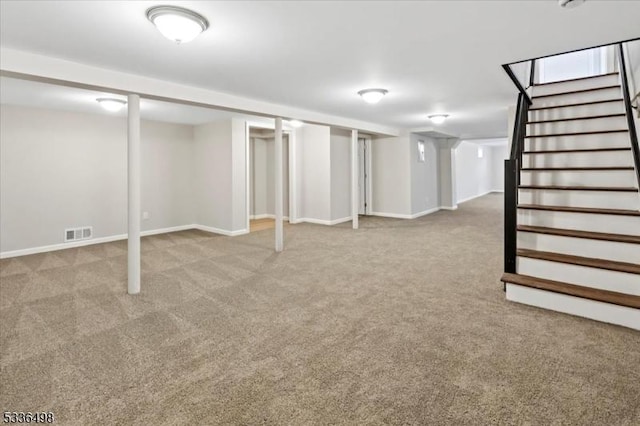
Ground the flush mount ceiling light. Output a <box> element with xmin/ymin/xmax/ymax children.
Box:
<box><xmin>428</xmin><ymin>114</ymin><xmax>449</xmax><ymax>125</ymax></box>
<box><xmin>147</xmin><ymin>5</ymin><xmax>209</xmax><ymax>44</ymax></box>
<box><xmin>96</xmin><ymin>98</ymin><xmax>127</xmax><ymax>112</ymax></box>
<box><xmin>558</xmin><ymin>0</ymin><xmax>586</xmax><ymax>8</ymax></box>
<box><xmin>357</xmin><ymin>88</ymin><xmax>388</xmax><ymax>104</ymax></box>
<box><xmin>288</xmin><ymin>120</ymin><xmax>304</xmax><ymax>128</ymax></box>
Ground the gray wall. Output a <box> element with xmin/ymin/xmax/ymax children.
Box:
<box><xmin>371</xmin><ymin>136</ymin><xmax>411</xmax><ymax>216</ymax></box>
<box><xmin>330</xmin><ymin>129</ymin><xmax>351</xmax><ymax>221</ymax></box>
<box><xmin>410</xmin><ymin>134</ymin><xmax>440</xmax><ymax>214</ymax></box>
<box><xmin>298</xmin><ymin>124</ymin><xmax>331</xmax><ymax>221</ymax></box>
<box><xmin>490</xmin><ymin>144</ymin><xmax>509</xmax><ymax>192</ymax></box>
<box><xmin>455</xmin><ymin>141</ymin><xmax>494</xmax><ymax>203</ymax></box>
<box><xmin>0</xmin><ymin>104</ymin><xmax>194</xmax><ymax>253</ymax></box>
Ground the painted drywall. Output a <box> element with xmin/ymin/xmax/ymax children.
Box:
<box><xmin>0</xmin><ymin>104</ymin><xmax>194</xmax><ymax>253</ymax></box>
<box><xmin>249</xmin><ymin>135</ymin><xmax>289</xmax><ymax>218</ymax></box>
<box><xmin>330</xmin><ymin>129</ymin><xmax>351</xmax><ymax>221</ymax></box>
<box><xmin>455</xmin><ymin>141</ymin><xmax>493</xmax><ymax>204</ymax></box>
<box><xmin>371</xmin><ymin>136</ymin><xmax>411</xmax><ymax>216</ymax></box>
<box><xmin>193</xmin><ymin>120</ymin><xmax>233</xmax><ymax>231</ymax></box>
<box><xmin>231</xmin><ymin>118</ymin><xmax>248</xmax><ymax>232</ymax></box>
<box><xmin>410</xmin><ymin>134</ymin><xmax>440</xmax><ymax>215</ymax></box>
<box><xmin>297</xmin><ymin>124</ymin><xmax>331</xmax><ymax>222</ymax></box>
<box><xmin>490</xmin><ymin>144</ymin><xmax>509</xmax><ymax>192</ymax></box>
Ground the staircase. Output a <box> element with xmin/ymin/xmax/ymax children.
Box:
<box><xmin>500</xmin><ymin>70</ymin><xmax>640</xmax><ymax>330</ymax></box>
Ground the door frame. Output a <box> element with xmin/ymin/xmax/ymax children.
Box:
<box><xmin>245</xmin><ymin>121</ymin><xmax>296</xmax><ymax>232</ymax></box>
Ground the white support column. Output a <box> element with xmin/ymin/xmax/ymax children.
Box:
<box><xmin>351</xmin><ymin>129</ymin><xmax>359</xmax><ymax>229</ymax></box>
<box><xmin>275</xmin><ymin>117</ymin><xmax>284</xmax><ymax>252</ymax></box>
<box><xmin>127</xmin><ymin>94</ymin><xmax>141</xmax><ymax>295</ymax></box>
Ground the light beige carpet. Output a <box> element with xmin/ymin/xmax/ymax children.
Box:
<box><xmin>1</xmin><ymin>194</ymin><xmax>639</xmax><ymax>425</ymax></box>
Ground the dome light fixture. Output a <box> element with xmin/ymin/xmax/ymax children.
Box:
<box><xmin>97</xmin><ymin>98</ymin><xmax>127</xmax><ymax>112</ymax></box>
<box><xmin>288</xmin><ymin>120</ymin><xmax>304</xmax><ymax>128</ymax></box>
<box><xmin>147</xmin><ymin>5</ymin><xmax>209</xmax><ymax>44</ymax></box>
<box><xmin>428</xmin><ymin>114</ymin><xmax>449</xmax><ymax>125</ymax></box>
<box><xmin>558</xmin><ymin>0</ymin><xmax>586</xmax><ymax>8</ymax></box>
<box><xmin>358</xmin><ymin>88</ymin><xmax>388</xmax><ymax>104</ymax></box>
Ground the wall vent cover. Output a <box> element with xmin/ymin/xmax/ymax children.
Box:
<box><xmin>64</xmin><ymin>226</ymin><xmax>93</xmax><ymax>242</ymax></box>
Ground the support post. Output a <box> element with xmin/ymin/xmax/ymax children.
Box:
<box><xmin>127</xmin><ymin>94</ymin><xmax>141</xmax><ymax>294</ymax></box>
<box><xmin>275</xmin><ymin>117</ymin><xmax>284</xmax><ymax>252</ymax></box>
<box><xmin>351</xmin><ymin>130</ymin><xmax>359</xmax><ymax>229</ymax></box>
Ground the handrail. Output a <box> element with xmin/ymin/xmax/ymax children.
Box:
<box><xmin>502</xmin><ymin>64</ymin><xmax>532</xmax><ymax>105</ymax></box>
<box><xmin>616</xmin><ymin>43</ymin><xmax>640</xmax><ymax>187</ymax></box>
<box><xmin>504</xmin><ymin>37</ymin><xmax>640</xmax><ymax>67</ymax></box>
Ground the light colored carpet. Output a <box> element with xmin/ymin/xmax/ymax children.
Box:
<box><xmin>1</xmin><ymin>194</ymin><xmax>639</xmax><ymax>425</ymax></box>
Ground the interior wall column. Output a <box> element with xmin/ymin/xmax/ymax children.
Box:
<box><xmin>351</xmin><ymin>129</ymin><xmax>359</xmax><ymax>229</ymax></box>
<box><xmin>275</xmin><ymin>117</ymin><xmax>284</xmax><ymax>252</ymax></box>
<box><xmin>127</xmin><ymin>94</ymin><xmax>141</xmax><ymax>294</ymax></box>
<box><xmin>438</xmin><ymin>138</ymin><xmax>462</xmax><ymax>211</ymax></box>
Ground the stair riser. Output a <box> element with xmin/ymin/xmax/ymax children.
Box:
<box><xmin>531</xmin><ymin>74</ymin><xmax>620</xmax><ymax>97</ymax></box>
<box><xmin>527</xmin><ymin>117</ymin><xmax>627</xmax><ymax>135</ymax></box>
<box><xmin>520</xmin><ymin>170</ymin><xmax>637</xmax><ymax>187</ymax></box>
<box><xmin>518</xmin><ymin>209</ymin><xmax>640</xmax><ymax>236</ymax></box>
<box><xmin>529</xmin><ymin>101</ymin><xmax>624</xmax><ymax>121</ymax></box>
<box><xmin>531</xmin><ymin>87</ymin><xmax>622</xmax><ymax>108</ymax></box>
<box><xmin>517</xmin><ymin>232</ymin><xmax>640</xmax><ymax>264</ymax></box>
<box><xmin>517</xmin><ymin>257</ymin><xmax>640</xmax><ymax>295</ymax></box>
<box><xmin>506</xmin><ymin>284</ymin><xmax>640</xmax><ymax>330</ymax></box>
<box><xmin>524</xmin><ymin>131</ymin><xmax>631</xmax><ymax>151</ymax></box>
<box><xmin>518</xmin><ymin>189</ymin><xmax>640</xmax><ymax>210</ymax></box>
<box><xmin>522</xmin><ymin>151</ymin><xmax>634</xmax><ymax>168</ymax></box>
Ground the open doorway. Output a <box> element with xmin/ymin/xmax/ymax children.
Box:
<box><xmin>247</xmin><ymin>126</ymin><xmax>291</xmax><ymax>232</ymax></box>
<box><xmin>358</xmin><ymin>137</ymin><xmax>372</xmax><ymax>215</ymax></box>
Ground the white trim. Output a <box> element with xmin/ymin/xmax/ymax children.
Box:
<box><xmin>456</xmin><ymin>190</ymin><xmax>496</xmax><ymax>205</ymax></box>
<box><xmin>194</xmin><ymin>225</ymin><xmax>249</xmax><ymax>237</ymax></box>
<box><xmin>370</xmin><ymin>207</ymin><xmax>440</xmax><ymax>220</ymax></box>
<box><xmin>295</xmin><ymin>217</ymin><xmax>352</xmax><ymax>226</ymax></box>
<box><xmin>0</xmin><ymin>224</ymin><xmax>249</xmax><ymax>259</ymax></box>
<box><xmin>506</xmin><ymin>283</ymin><xmax>640</xmax><ymax>331</ymax></box>
<box><xmin>439</xmin><ymin>206</ymin><xmax>459</xmax><ymax>211</ymax></box>
<box><xmin>490</xmin><ymin>189</ymin><xmax>505</xmax><ymax>193</ymax></box>
<box><xmin>250</xmin><ymin>214</ymin><xmax>290</xmax><ymax>220</ymax></box>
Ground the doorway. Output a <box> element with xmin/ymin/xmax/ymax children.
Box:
<box><xmin>248</xmin><ymin>126</ymin><xmax>290</xmax><ymax>232</ymax></box>
<box><xmin>357</xmin><ymin>137</ymin><xmax>372</xmax><ymax>215</ymax></box>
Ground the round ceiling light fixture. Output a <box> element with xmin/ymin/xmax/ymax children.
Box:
<box><xmin>558</xmin><ymin>0</ymin><xmax>586</xmax><ymax>8</ymax></box>
<box><xmin>428</xmin><ymin>114</ymin><xmax>449</xmax><ymax>125</ymax></box>
<box><xmin>147</xmin><ymin>5</ymin><xmax>209</xmax><ymax>44</ymax></box>
<box><xmin>357</xmin><ymin>88</ymin><xmax>388</xmax><ymax>104</ymax></box>
<box><xmin>97</xmin><ymin>98</ymin><xmax>127</xmax><ymax>112</ymax></box>
<box><xmin>288</xmin><ymin>120</ymin><xmax>304</xmax><ymax>128</ymax></box>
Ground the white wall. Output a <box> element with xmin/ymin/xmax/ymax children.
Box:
<box><xmin>0</xmin><ymin>104</ymin><xmax>194</xmax><ymax>253</ymax></box>
<box><xmin>330</xmin><ymin>129</ymin><xmax>351</xmax><ymax>221</ymax></box>
<box><xmin>455</xmin><ymin>141</ymin><xmax>493</xmax><ymax>204</ymax></box>
<box><xmin>490</xmin><ymin>144</ymin><xmax>509</xmax><ymax>192</ymax></box>
<box><xmin>410</xmin><ymin>134</ymin><xmax>440</xmax><ymax>215</ymax></box>
<box><xmin>249</xmin><ymin>135</ymin><xmax>289</xmax><ymax>218</ymax></box>
<box><xmin>297</xmin><ymin>124</ymin><xmax>331</xmax><ymax>222</ymax></box>
<box><xmin>371</xmin><ymin>136</ymin><xmax>411</xmax><ymax>216</ymax></box>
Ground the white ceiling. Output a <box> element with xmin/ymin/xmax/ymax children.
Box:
<box><xmin>0</xmin><ymin>76</ymin><xmax>245</xmax><ymax>125</ymax></box>
<box><xmin>1</xmin><ymin>1</ymin><xmax>639</xmax><ymax>138</ymax></box>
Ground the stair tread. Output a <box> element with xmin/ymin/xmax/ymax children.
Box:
<box><xmin>522</xmin><ymin>147</ymin><xmax>631</xmax><ymax>154</ymax></box>
<box><xmin>517</xmin><ymin>225</ymin><xmax>640</xmax><ymax>244</ymax></box>
<box><xmin>519</xmin><ymin>185</ymin><xmax>638</xmax><ymax>192</ymax></box>
<box><xmin>501</xmin><ymin>272</ymin><xmax>640</xmax><ymax>309</ymax></box>
<box><xmin>518</xmin><ymin>204</ymin><xmax>640</xmax><ymax>216</ymax></box>
<box><xmin>516</xmin><ymin>248</ymin><xmax>640</xmax><ymax>274</ymax></box>
<box><xmin>529</xmin><ymin>99</ymin><xmax>623</xmax><ymax>111</ymax></box>
<box><xmin>527</xmin><ymin>113</ymin><xmax>626</xmax><ymax>124</ymax></box>
<box><xmin>532</xmin><ymin>85</ymin><xmax>620</xmax><ymax>99</ymax></box>
<box><xmin>525</xmin><ymin>129</ymin><xmax>628</xmax><ymax>138</ymax></box>
<box><xmin>521</xmin><ymin>166</ymin><xmax>634</xmax><ymax>171</ymax></box>
<box><xmin>532</xmin><ymin>72</ymin><xmax>619</xmax><ymax>87</ymax></box>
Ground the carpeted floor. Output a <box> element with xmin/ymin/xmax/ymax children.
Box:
<box><xmin>1</xmin><ymin>193</ymin><xmax>639</xmax><ymax>425</ymax></box>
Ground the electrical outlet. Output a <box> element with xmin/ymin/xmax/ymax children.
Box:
<box><xmin>142</xmin><ymin>211</ymin><xmax>150</xmax><ymax>220</ymax></box>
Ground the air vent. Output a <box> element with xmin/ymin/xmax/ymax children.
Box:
<box><xmin>64</xmin><ymin>226</ymin><xmax>93</xmax><ymax>242</ymax></box>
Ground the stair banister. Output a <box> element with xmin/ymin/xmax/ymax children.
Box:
<box><xmin>616</xmin><ymin>42</ymin><xmax>640</xmax><ymax>189</ymax></box>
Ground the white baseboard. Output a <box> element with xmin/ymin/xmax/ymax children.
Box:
<box><xmin>250</xmin><ymin>214</ymin><xmax>290</xmax><ymax>220</ymax></box>
<box><xmin>409</xmin><ymin>207</ymin><xmax>440</xmax><ymax>219</ymax></box>
<box><xmin>439</xmin><ymin>205</ymin><xmax>458</xmax><ymax>211</ymax></box>
<box><xmin>458</xmin><ymin>190</ymin><xmax>504</xmax><ymax>204</ymax></box>
<box><xmin>195</xmin><ymin>225</ymin><xmax>249</xmax><ymax>237</ymax></box>
<box><xmin>295</xmin><ymin>217</ymin><xmax>353</xmax><ymax>226</ymax></box>
<box><xmin>370</xmin><ymin>207</ymin><xmax>440</xmax><ymax>220</ymax></box>
<box><xmin>0</xmin><ymin>224</ymin><xmax>248</xmax><ymax>259</ymax></box>
<box><xmin>491</xmin><ymin>189</ymin><xmax>505</xmax><ymax>193</ymax></box>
